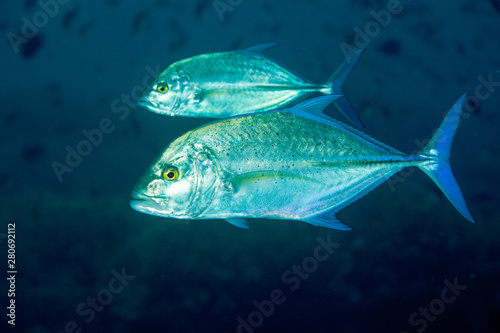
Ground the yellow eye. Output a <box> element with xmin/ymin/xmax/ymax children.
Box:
<box><xmin>156</xmin><ymin>82</ymin><xmax>169</xmax><ymax>94</ymax></box>
<box><xmin>163</xmin><ymin>167</ymin><xmax>179</xmax><ymax>181</ymax></box>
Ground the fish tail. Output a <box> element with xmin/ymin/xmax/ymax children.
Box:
<box><xmin>416</xmin><ymin>93</ymin><xmax>476</xmax><ymax>223</ymax></box>
<box><xmin>322</xmin><ymin>48</ymin><xmax>365</xmax><ymax>127</ymax></box>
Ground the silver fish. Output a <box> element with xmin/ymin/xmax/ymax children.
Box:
<box><xmin>130</xmin><ymin>94</ymin><xmax>475</xmax><ymax>230</ymax></box>
<box><xmin>139</xmin><ymin>43</ymin><xmax>365</xmax><ymax>127</ymax></box>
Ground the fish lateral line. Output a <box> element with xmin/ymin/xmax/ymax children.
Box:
<box><xmin>197</xmin><ymin>82</ymin><xmax>325</xmax><ymax>93</ymax></box>
<box><xmin>310</xmin><ymin>154</ymin><xmax>427</xmax><ymax>168</ymax></box>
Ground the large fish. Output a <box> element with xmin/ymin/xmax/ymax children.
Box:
<box><xmin>139</xmin><ymin>43</ymin><xmax>365</xmax><ymax>127</ymax></box>
<box><xmin>130</xmin><ymin>94</ymin><xmax>475</xmax><ymax>230</ymax></box>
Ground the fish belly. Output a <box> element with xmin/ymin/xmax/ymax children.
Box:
<box><xmin>203</xmin><ymin>161</ymin><xmax>399</xmax><ymax>220</ymax></box>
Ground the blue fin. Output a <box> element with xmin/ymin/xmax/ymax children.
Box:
<box><xmin>225</xmin><ymin>218</ymin><xmax>249</xmax><ymax>229</ymax></box>
<box><xmin>417</xmin><ymin>93</ymin><xmax>476</xmax><ymax>223</ymax></box>
<box><xmin>242</xmin><ymin>42</ymin><xmax>279</xmax><ymax>54</ymax></box>
<box><xmin>303</xmin><ymin>211</ymin><xmax>352</xmax><ymax>230</ymax></box>
<box><xmin>291</xmin><ymin>95</ymin><xmax>342</xmax><ymax>117</ymax></box>
<box><xmin>292</xmin><ymin>95</ymin><xmax>403</xmax><ymax>154</ymax></box>
<box><xmin>324</xmin><ymin>48</ymin><xmax>365</xmax><ymax>127</ymax></box>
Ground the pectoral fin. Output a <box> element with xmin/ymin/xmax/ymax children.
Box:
<box><xmin>229</xmin><ymin>171</ymin><xmax>324</xmax><ymax>193</ymax></box>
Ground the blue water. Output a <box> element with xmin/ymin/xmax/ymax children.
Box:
<box><xmin>1</xmin><ymin>1</ymin><xmax>499</xmax><ymax>332</ymax></box>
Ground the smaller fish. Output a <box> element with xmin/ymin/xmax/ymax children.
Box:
<box><xmin>139</xmin><ymin>43</ymin><xmax>364</xmax><ymax>126</ymax></box>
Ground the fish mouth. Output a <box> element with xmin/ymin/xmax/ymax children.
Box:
<box><xmin>130</xmin><ymin>192</ymin><xmax>170</xmax><ymax>217</ymax></box>
<box><xmin>131</xmin><ymin>190</ymin><xmax>148</xmax><ymax>201</ymax></box>
<box><xmin>137</xmin><ymin>98</ymin><xmax>174</xmax><ymax>115</ymax></box>
<box><xmin>137</xmin><ymin>98</ymin><xmax>157</xmax><ymax>110</ymax></box>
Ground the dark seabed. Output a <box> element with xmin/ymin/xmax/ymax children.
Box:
<box><xmin>1</xmin><ymin>0</ymin><xmax>499</xmax><ymax>332</ymax></box>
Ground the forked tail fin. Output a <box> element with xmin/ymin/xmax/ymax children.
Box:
<box><xmin>417</xmin><ymin>93</ymin><xmax>476</xmax><ymax>223</ymax></box>
<box><xmin>323</xmin><ymin>48</ymin><xmax>365</xmax><ymax>127</ymax></box>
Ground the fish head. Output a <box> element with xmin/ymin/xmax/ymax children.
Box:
<box><xmin>130</xmin><ymin>139</ymin><xmax>221</xmax><ymax>219</ymax></box>
<box><xmin>139</xmin><ymin>68</ymin><xmax>194</xmax><ymax>116</ymax></box>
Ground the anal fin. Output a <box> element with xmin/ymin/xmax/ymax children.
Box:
<box><xmin>303</xmin><ymin>211</ymin><xmax>352</xmax><ymax>230</ymax></box>
<box><xmin>225</xmin><ymin>218</ymin><xmax>249</xmax><ymax>229</ymax></box>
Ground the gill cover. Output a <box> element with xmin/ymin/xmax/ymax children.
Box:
<box><xmin>140</xmin><ymin>70</ymin><xmax>196</xmax><ymax>116</ymax></box>
<box><xmin>130</xmin><ymin>142</ymin><xmax>220</xmax><ymax>219</ymax></box>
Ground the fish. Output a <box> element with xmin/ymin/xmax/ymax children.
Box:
<box><xmin>130</xmin><ymin>94</ymin><xmax>475</xmax><ymax>230</ymax></box>
<box><xmin>139</xmin><ymin>43</ymin><xmax>365</xmax><ymax>127</ymax></box>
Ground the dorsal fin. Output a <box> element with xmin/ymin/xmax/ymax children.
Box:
<box><xmin>242</xmin><ymin>42</ymin><xmax>279</xmax><ymax>54</ymax></box>
<box><xmin>291</xmin><ymin>95</ymin><xmax>403</xmax><ymax>154</ymax></box>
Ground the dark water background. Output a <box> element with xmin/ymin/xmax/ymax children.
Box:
<box><xmin>1</xmin><ymin>0</ymin><xmax>499</xmax><ymax>332</ymax></box>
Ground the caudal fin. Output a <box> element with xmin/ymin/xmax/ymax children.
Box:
<box><xmin>323</xmin><ymin>48</ymin><xmax>365</xmax><ymax>127</ymax></box>
<box><xmin>417</xmin><ymin>93</ymin><xmax>476</xmax><ymax>223</ymax></box>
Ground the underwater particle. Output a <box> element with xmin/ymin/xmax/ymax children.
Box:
<box><xmin>0</xmin><ymin>174</ymin><xmax>7</xmax><ymax>187</ymax></box>
<box><xmin>79</xmin><ymin>20</ymin><xmax>95</xmax><ymax>36</ymax></box>
<box><xmin>195</xmin><ymin>0</ymin><xmax>211</xmax><ymax>21</ymax></box>
<box><xmin>45</xmin><ymin>83</ymin><xmax>63</xmax><ymax>107</ymax></box>
<box><xmin>51</xmin><ymin>97</ymin><xmax>63</xmax><ymax>107</ymax></box>
<box><xmin>167</xmin><ymin>19</ymin><xmax>187</xmax><ymax>52</ymax></box>
<box><xmin>261</xmin><ymin>1</ymin><xmax>274</xmax><ymax>12</ymax></box>
<box><xmin>130</xmin><ymin>116</ymin><xmax>141</xmax><ymax>138</ymax></box>
<box><xmin>255</xmin><ymin>21</ymin><xmax>281</xmax><ymax>34</ymax></box>
<box><xmin>21</xmin><ymin>144</ymin><xmax>46</xmax><ymax>165</ymax></box>
<box><xmin>5</xmin><ymin>112</ymin><xmax>17</xmax><ymax>126</ymax></box>
<box><xmin>465</xmin><ymin>97</ymin><xmax>481</xmax><ymax>115</ymax></box>
<box><xmin>350</xmin><ymin>0</ymin><xmax>384</xmax><ymax>8</ymax></box>
<box><xmin>24</xmin><ymin>0</ymin><xmax>36</xmax><ymax>10</ymax></box>
<box><xmin>471</xmin><ymin>192</ymin><xmax>495</xmax><ymax>203</ymax></box>
<box><xmin>88</xmin><ymin>187</ymin><xmax>103</xmax><ymax>198</ymax></box>
<box><xmin>20</xmin><ymin>33</ymin><xmax>43</xmax><ymax>59</ymax></box>
<box><xmin>46</xmin><ymin>82</ymin><xmax>61</xmax><ymax>92</ymax></box>
<box><xmin>488</xmin><ymin>0</ymin><xmax>500</xmax><ymax>13</ymax></box>
<box><xmin>455</xmin><ymin>74</ymin><xmax>468</xmax><ymax>85</ymax></box>
<box><xmin>379</xmin><ymin>39</ymin><xmax>401</xmax><ymax>55</ymax></box>
<box><xmin>62</xmin><ymin>7</ymin><xmax>80</xmax><ymax>30</ymax></box>
<box><xmin>455</xmin><ymin>41</ymin><xmax>466</xmax><ymax>56</ymax></box>
<box><xmin>131</xmin><ymin>10</ymin><xmax>149</xmax><ymax>34</ymax></box>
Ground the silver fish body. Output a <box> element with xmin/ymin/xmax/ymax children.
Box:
<box><xmin>131</xmin><ymin>95</ymin><xmax>475</xmax><ymax>229</ymax></box>
<box><xmin>139</xmin><ymin>43</ymin><xmax>364</xmax><ymax>126</ymax></box>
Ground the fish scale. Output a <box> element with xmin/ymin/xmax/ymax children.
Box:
<box><xmin>189</xmin><ymin>112</ymin><xmax>400</xmax><ymax>197</ymax></box>
<box><xmin>194</xmin><ymin>112</ymin><xmax>381</xmax><ymax>168</ymax></box>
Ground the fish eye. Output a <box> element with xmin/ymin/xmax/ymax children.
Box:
<box><xmin>156</xmin><ymin>82</ymin><xmax>169</xmax><ymax>94</ymax></box>
<box><xmin>163</xmin><ymin>166</ymin><xmax>179</xmax><ymax>181</ymax></box>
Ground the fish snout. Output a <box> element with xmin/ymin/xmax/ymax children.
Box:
<box><xmin>130</xmin><ymin>191</ymin><xmax>171</xmax><ymax>216</ymax></box>
<box><xmin>137</xmin><ymin>95</ymin><xmax>157</xmax><ymax>109</ymax></box>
